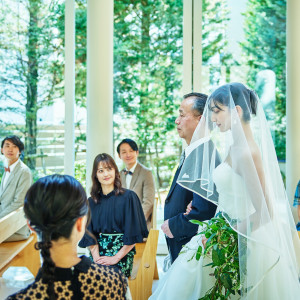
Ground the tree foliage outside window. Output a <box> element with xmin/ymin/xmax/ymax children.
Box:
<box><xmin>113</xmin><ymin>0</ymin><xmax>231</xmax><ymax>188</ymax></box>
<box><xmin>0</xmin><ymin>0</ymin><xmax>287</xmax><ymax>186</ymax></box>
<box><xmin>241</xmin><ymin>0</ymin><xmax>286</xmax><ymax>160</ymax></box>
<box><xmin>0</xmin><ymin>0</ymin><xmax>65</xmax><ymax>172</ymax></box>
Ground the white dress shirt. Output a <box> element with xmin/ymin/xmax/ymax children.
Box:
<box><xmin>2</xmin><ymin>159</ymin><xmax>20</xmax><ymax>190</ymax></box>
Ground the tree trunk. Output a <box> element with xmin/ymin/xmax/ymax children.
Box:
<box><xmin>25</xmin><ymin>0</ymin><xmax>39</xmax><ymax>170</ymax></box>
<box><xmin>138</xmin><ymin>0</ymin><xmax>151</xmax><ymax>166</ymax></box>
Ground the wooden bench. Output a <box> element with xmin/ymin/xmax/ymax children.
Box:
<box><xmin>128</xmin><ymin>229</ymin><xmax>159</xmax><ymax>300</ymax></box>
<box><xmin>0</xmin><ymin>207</ymin><xmax>40</xmax><ymax>277</ymax></box>
<box><xmin>150</xmin><ymin>196</ymin><xmax>158</xmax><ymax>230</ymax></box>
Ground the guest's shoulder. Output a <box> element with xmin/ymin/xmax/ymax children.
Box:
<box><xmin>90</xmin><ymin>261</ymin><xmax>124</xmax><ymax>277</ymax></box>
<box><xmin>18</xmin><ymin>160</ymin><xmax>31</xmax><ymax>173</ymax></box>
<box><xmin>87</xmin><ymin>196</ymin><xmax>97</xmax><ymax>207</ymax></box>
<box><xmin>6</xmin><ymin>278</ymin><xmax>45</xmax><ymax>299</ymax></box>
<box><xmin>122</xmin><ymin>188</ymin><xmax>138</xmax><ymax>199</ymax></box>
<box><xmin>138</xmin><ymin>162</ymin><xmax>152</xmax><ymax>173</ymax></box>
<box><xmin>86</xmin><ymin>262</ymin><xmax>127</xmax><ymax>296</ymax></box>
<box><xmin>16</xmin><ymin>161</ymin><xmax>32</xmax><ymax>183</ymax></box>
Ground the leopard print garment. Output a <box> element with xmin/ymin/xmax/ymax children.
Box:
<box><xmin>6</xmin><ymin>256</ymin><xmax>127</xmax><ymax>300</ymax></box>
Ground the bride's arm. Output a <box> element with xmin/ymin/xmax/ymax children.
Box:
<box><xmin>236</xmin><ymin>148</ymin><xmax>273</xmax><ymax>231</ymax></box>
<box><xmin>249</xmin><ymin>149</ymin><xmax>273</xmax><ymax>218</ymax></box>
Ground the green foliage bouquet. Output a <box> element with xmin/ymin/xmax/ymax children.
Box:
<box><xmin>190</xmin><ymin>213</ymin><xmax>241</xmax><ymax>299</ymax></box>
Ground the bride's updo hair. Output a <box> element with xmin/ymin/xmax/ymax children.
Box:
<box><xmin>24</xmin><ymin>174</ymin><xmax>89</xmax><ymax>300</ymax></box>
<box><xmin>209</xmin><ymin>82</ymin><xmax>258</xmax><ymax>122</ymax></box>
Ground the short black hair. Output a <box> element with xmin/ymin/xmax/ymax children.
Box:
<box><xmin>1</xmin><ymin>135</ymin><xmax>24</xmax><ymax>153</ymax></box>
<box><xmin>117</xmin><ymin>138</ymin><xmax>138</xmax><ymax>154</ymax></box>
<box><xmin>183</xmin><ymin>92</ymin><xmax>208</xmax><ymax>116</ymax></box>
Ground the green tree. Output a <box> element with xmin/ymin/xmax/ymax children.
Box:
<box><xmin>113</xmin><ymin>0</ymin><xmax>231</xmax><ymax>187</ymax></box>
<box><xmin>202</xmin><ymin>0</ymin><xmax>233</xmax><ymax>85</ymax></box>
<box><xmin>241</xmin><ymin>0</ymin><xmax>286</xmax><ymax>160</ymax></box>
<box><xmin>113</xmin><ymin>0</ymin><xmax>183</xmax><ymax>187</ymax></box>
<box><xmin>0</xmin><ymin>0</ymin><xmax>65</xmax><ymax>169</ymax></box>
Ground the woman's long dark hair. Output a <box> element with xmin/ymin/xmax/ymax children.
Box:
<box><xmin>24</xmin><ymin>174</ymin><xmax>89</xmax><ymax>300</ymax></box>
<box><xmin>90</xmin><ymin>153</ymin><xmax>124</xmax><ymax>202</ymax></box>
<box><xmin>209</xmin><ymin>82</ymin><xmax>258</xmax><ymax>122</ymax></box>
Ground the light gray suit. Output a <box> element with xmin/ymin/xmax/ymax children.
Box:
<box><xmin>0</xmin><ymin>160</ymin><xmax>32</xmax><ymax>219</ymax></box>
<box><xmin>120</xmin><ymin>162</ymin><xmax>155</xmax><ymax>229</ymax></box>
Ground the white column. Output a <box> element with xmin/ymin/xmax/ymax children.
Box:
<box><xmin>183</xmin><ymin>0</ymin><xmax>193</xmax><ymax>94</ymax></box>
<box><xmin>64</xmin><ymin>0</ymin><xmax>75</xmax><ymax>176</ymax></box>
<box><xmin>86</xmin><ymin>0</ymin><xmax>114</xmax><ymax>191</ymax></box>
<box><xmin>183</xmin><ymin>0</ymin><xmax>203</xmax><ymax>94</ymax></box>
<box><xmin>287</xmin><ymin>0</ymin><xmax>300</xmax><ymax>218</ymax></box>
<box><xmin>193</xmin><ymin>0</ymin><xmax>202</xmax><ymax>92</ymax></box>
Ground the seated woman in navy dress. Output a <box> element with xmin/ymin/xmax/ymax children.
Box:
<box><xmin>79</xmin><ymin>153</ymin><xmax>148</xmax><ymax>277</ymax></box>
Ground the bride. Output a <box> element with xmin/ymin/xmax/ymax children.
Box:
<box><xmin>150</xmin><ymin>82</ymin><xmax>300</xmax><ymax>299</ymax></box>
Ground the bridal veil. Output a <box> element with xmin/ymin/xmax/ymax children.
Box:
<box><xmin>177</xmin><ymin>82</ymin><xmax>300</xmax><ymax>299</ymax></box>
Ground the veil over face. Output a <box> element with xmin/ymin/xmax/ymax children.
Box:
<box><xmin>177</xmin><ymin>82</ymin><xmax>300</xmax><ymax>298</ymax></box>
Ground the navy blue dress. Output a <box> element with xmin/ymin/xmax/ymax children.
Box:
<box><xmin>79</xmin><ymin>189</ymin><xmax>148</xmax><ymax>277</ymax></box>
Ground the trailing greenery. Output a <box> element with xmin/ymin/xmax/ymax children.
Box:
<box><xmin>190</xmin><ymin>213</ymin><xmax>240</xmax><ymax>300</ymax></box>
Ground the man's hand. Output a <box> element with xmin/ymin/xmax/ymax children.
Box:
<box><xmin>184</xmin><ymin>201</ymin><xmax>193</xmax><ymax>215</ymax></box>
<box><xmin>161</xmin><ymin>219</ymin><xmax>174</xmax><ymax>238</ymax></box>
<box><xmin>202</xmin><ymin>236</ymin><xmax>208</xmax><ymax>248</ymax></box>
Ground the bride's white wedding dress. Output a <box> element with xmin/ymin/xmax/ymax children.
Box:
<box><xmin>150</xmin><ymin>163</ymin><xmax>300</xmax><ymax>300</ymax></box>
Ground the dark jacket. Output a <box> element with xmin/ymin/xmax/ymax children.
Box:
<box><xmin>164</xmin><ymin>141</ymin><xmax>219</xmax><ymax>263</ymax></box>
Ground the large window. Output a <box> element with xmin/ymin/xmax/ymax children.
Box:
<box><xmin>0</xmin><ymin>0</ymin><xmax>286</xmax><ymax>187</ymax></box>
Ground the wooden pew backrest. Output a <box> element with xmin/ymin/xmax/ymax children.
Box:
<box><xmin>0</xmin><ymin>207</ymin><xmax>40</xmax><ymax>277</ymax></box>
<box><xmin>0</xmin><ymin>207</ymin><xmax>27</xmax><ymax>244</ymax></box>
<box><xmin>128</xmin><ymin>229</ymin><xmax>159</xmax><ymax>300</ymax></box>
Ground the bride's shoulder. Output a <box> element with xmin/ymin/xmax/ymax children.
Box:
<box><xmin>233</xmin><ymin>144</ymin><xmax>262</xmax><ymax>169</ymax></box>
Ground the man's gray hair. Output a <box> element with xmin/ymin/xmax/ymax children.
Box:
<box><xmin>183</xmin><ymin>92</ymin><xmax>208</xmax><ymax>116</ymax></box>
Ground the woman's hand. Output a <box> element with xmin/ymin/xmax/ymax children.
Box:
<box><xmin>91</xmin><ymin>253</ymin><xmax>101</xmax><ymax>262</ymax></box>
<box><xmin>202</xmin><ymin>236</ymin><xmax>208</xmax><ymax>248</ymax></box>
<box><xmin>89</xmin><ymin>245</ymin><xmax>101</xmax><ymax>262</ymax></box>
<box><xmin>94</xmin><ymin>244</ymin><xmax>135</xmax><ymax>266</ymax></box>
<box><xmin>96</xmin><ymin>255</ymin><xmax>120</xmax><ymax>266</ymax></box>
<box><xmin>184</xmin><ymin>201</ymin><xmax>193</xmax><ymax>215</ymax></box>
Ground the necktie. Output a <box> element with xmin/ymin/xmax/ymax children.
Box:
<box><xmin>123</xmin><ymin>169</ymin><xmax>133</xmax><ymax>176</ymax></box>
<box><xmin>4</xmin><ymin>167</ymin><xmax>10</xmax><ymax>173</ymax></box>
<box><xmin>179</xmin><ymin>150</ymin><xmax>185</xmax><ymax>168</ymax></box>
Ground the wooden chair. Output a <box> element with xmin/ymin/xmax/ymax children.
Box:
<box><xmin>128</xmin><ymin>229</ymin><xmax>159</xmax><ymax>300</ymax></box>
<box><xmin>0</xmin><ymin>207</ymin><xmax>40</xmax><ymax>277</ymax></box>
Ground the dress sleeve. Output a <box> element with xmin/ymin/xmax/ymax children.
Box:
<box><xmin>123</xmin><ymin>191</ymin><xmax>149</xmax><ymax>245</ymax></box>
<box><xmin>78</xmin><ymin>198</ymin><xmax>98</xmax><ymax>248</ymax></box>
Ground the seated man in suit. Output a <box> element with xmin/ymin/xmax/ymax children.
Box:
<box><xmin>0</xmin><ymin>135</ymin><xmax>32</xmax><ymax>240</ymax></box>
<box><xmin>117</xmin><ymin>138</ymin><xmax>155</xmax><ymax>230</ymax></box>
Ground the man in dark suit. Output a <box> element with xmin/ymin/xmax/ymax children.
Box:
<box><xmin>162</xmin><ymin>93</ymin><xmax>217</xmax><ymax>263</ymax></box>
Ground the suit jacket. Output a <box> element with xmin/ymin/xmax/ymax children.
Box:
<box><xmin>0</xmin><ymin>160</ymin><xmax>32</xmax><ymax>219</ymax></box>
<box><xmin>164</xmin><ymin>141</ymin><xmax>219</xmax><ymax>263</ymax></box>
<box><xmin>120</xmin><ymin>162</ymin><xmax>155</xmax><ymax>229</ymax></box>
